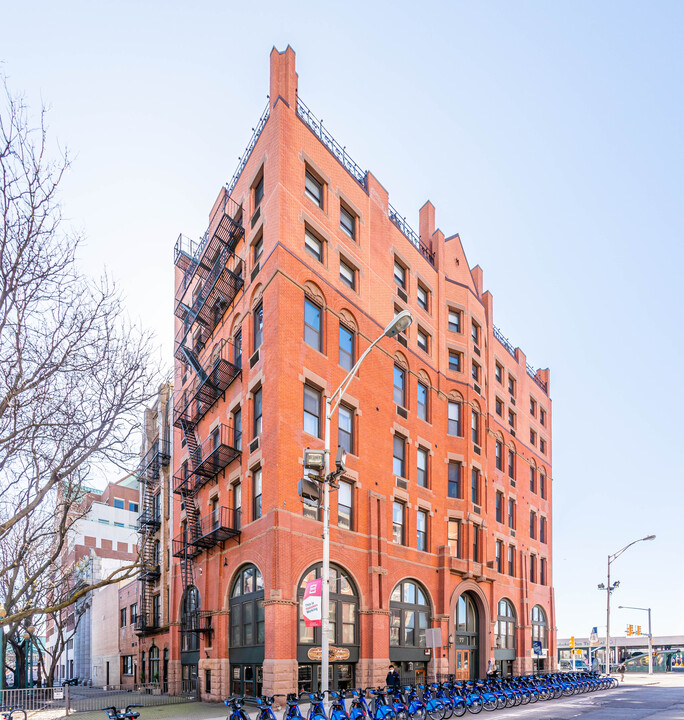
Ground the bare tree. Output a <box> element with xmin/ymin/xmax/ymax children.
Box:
<box><xmin>0</xmin><ymin>76</ymin><xmax>160</xmax><ymax>639</ymax></box>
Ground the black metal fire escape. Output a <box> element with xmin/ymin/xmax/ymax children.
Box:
<box><xmin>172</xmin><ymin>192</ymin><xmax>244</xmax><ymax>623</ymax></box>
<box><xmin>135</xmin><ymin>438</ymin><xmax>170</xmax><ymax>634</ymax></box>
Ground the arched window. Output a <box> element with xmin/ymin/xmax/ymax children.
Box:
<box><xmin>297</xmin><ymin>564</ymin><xmax>358</xmax><ymax>646</ymax></box>
<box><xmin>454</xmin><ymin>592</ymin><xmax>479</xmax><ymax>650</ymax></box>
<box><xmin>390</xmin><ymin>580</ymin><xmax>430</xmax><ymax>648</ymax></box>
<box><xmin>230</xmin><ymin>565</ymin><xmax>264</xmax><ymax>647</ymax></box>
<box><xmin>531</xmin><ymin>605</ymin><xmax>548</xmax><ymax>647</ymax></box>
<box><xmin>149</xmin><ymin>645</ymin><xmax>160</xmax><ymax>684</ymax></box>
<box><xmin>496</xmin><ymin>599</ymin><xmax>516</xmax><ymax>650</ymax></box>
<box><xmin>181</xmin><ymin>586</ymin><xmax>200</xmax><ymax>652</ymax></box>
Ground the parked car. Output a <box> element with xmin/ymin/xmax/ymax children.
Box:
<box><xmin>62</xmin><ymin>677</ymin><xmax>79</xmax><ymax>686</ymax></box>
<box><xmin>559</xmin><ymin>659</ymin><xmax>590</xmax><ymax>672</ymax></box>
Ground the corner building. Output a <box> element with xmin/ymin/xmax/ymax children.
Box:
<box><xmin>171</xmin><ymin>46</ymin><xmax>555</xmax><ymax>700</ymax></box>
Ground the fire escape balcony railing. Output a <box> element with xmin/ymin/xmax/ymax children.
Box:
<box><xmin>172</xmin><ymin>340</ymin><xmax>241</xmax><ymax>429</ymax></box>
<box><xmin>174</xmin><ymin>195</ymin><xmax>244</xmax><ymax>319</ymax></box>
<box><xmin>172</xmin><ymin>423</ymin><xmax>241</xmax><ymax>495</ymax></box>
<box><xmin>137</xmin><ymin>509</ymin><xmax>161</xmax><ymax>532</ymax></box>
<box><xmin>134</xmin><ymin>613</ymin><xmax>162</xmax><ymax>634</ymax></box>
<box><xmin>139</xmin><ymin>563</ymin><xmax>161</xmax><ymax>582</ymax></box>
<box><xmin>193</xmin><ymin>506</ymin><xmax>241</xmax><ymax>550</ymax></box>
<box><xmin>172</xmin><ymin>532</ymin><xmax>203</xmax><ymax>559</ymax></box>
<box><xmin>136</xmin><ymin>439</ymin><xmax>171</xmax><ymax>482</ymax></box>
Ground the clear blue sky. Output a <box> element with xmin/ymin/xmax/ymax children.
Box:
<box><xmin>2</xmin><ymin>1</ymin><xmax>682</xmax><ymax>638</ymax></box>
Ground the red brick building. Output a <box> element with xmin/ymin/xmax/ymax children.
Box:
<box><xmin>171</xmin><ymin>46</ymin><xmax>554</xmax><ymax>700</ymax></box>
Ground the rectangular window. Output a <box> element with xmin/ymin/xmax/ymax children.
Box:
<box><xmin>417</xmin><ymin>448</ymin><xmax>428</xmax><ymax>488</ymax></box>
<box><xmin>393</xmin><ymin>365</ymin><xmax>406</xmax><ymax>407</ymax></box>
<box><xmin>471</xmin><ymin>320</ymin><xmax>480</xmax><ymax>345</ymax></box>
<box><xmin>120</xmin><ymin>608</ymin><xmax>127</xmax><ymax>627</ymax></box>
<box><xmin>233</xmin><ymin>408</ymin><xmax>242</xmax><ymax>451</ymax></box>
<box><xmin>253</xmin><ymin>387</ymin><xmax>262</xmax><ymax>438</ymax></box>
<box><xmin>540</xmin><ymin>558</ymin><xmax>547</xmax><ymax>585</ymax></box>
<box><xmin>448</xmin><ymin>520</ymin><xmax>460</xmax><ymax>556</ymax></box>
<box><xmin>340</xmin><ymin>205</ymin><xmax>355</xmax><ymax>239</ymax></box>
<box><xmin>254</xmin><ymin>175</ymin><xmax>264</xmax><ymax>209</ymax></box>
<box><xmin>472</xmin><ymin>524</ymin><xmax>480</xmax><ymax>562</ymax></box>
<box><xmin>129</xmin><ymin>501</ymin><xmax>138</xmax><ymax>512</ymax></box>
<box><xmin>304</xmin><ymin>228</ymin><xmax>323</xmax><ymax>262</ymax></box>
<box><xmin>303</xmin><ymin>385</ymin><xmax>321</xmax><ymax>437</ymax></box>
<box><xmin>495</xmin><ymin>440</ymin><xmax>503</xmax><ymax>470</ymax></box>
<box><xmin>417</xmin><ymin>284</ymin><xmax>428</xmax><ymax>311</ymax></box>
<box><xmin>393</xmin><ymin>436</ymin><xmax>406</xmax><ymax>478</ymax></box>
<box><xmin>508</xmin><ymin>546</ymin><xmax>515</xmax><ymax>576</ymax></box>
<box><xmin>530</xmin><ymin>554</ymin><xmax>537</xmax><ymax>584</ymax></box>
<box><xmin>471</xmin><ymin>410</ymin><xmax>479</xmax><ymax>444</ymax></box>
<box><xmin>508</xmin><ymin>409</ymin><xmax>515</xmax><ymax>428</ymax></box>
<box><xmin>530</xmin><ymin>398</ymin><xmax>537</xmax><ymax>416</ymax></box>
<box><xmin>130</xmin><ymin>603</ymin><xmax>137</xmax><ymax>624</ymax></box>
<box><xmin>448</xmin><ymin>309</ymin><xmax>461</xmax><ymax>333</ymax></box>
<box><xmin>471</xmin><ymin>468</ymin><xmax>480</xmax><ymax>505</ymax></box>
<box><xmin>392</xmin><ymin>501</ymin><xmax>405</xmax><ymax>544</ymax></box>
<box><xmin>540</xmin><ymin>438</ymin><xmax>547</xmax><ymax>454</ymax></box>
<box><xmin>113</xmin><ymin>498</ymin><xmax>124</xmax><ymax>509</ymax></box>
<box><xmin>530</xmin><ymin>511</ymin><xmax>537</xmax><ymax>539</ymax></box>
<box><xmin>338</xmin><ymin>481</ymin><xmax>353</xmax><ymax>530</ymax></box>
<box><xmin>530</xmin><ymin>467</ymin><xmax>536</xmax><ymax>493</ymax></box>
<box><xmin>448</xmin><ymin>461</ymin><xmax>461</xmax><ymax>498</ymax></box>
<box><xmin>305</xmin><ymin>170</ymin><xmax>323</xmax><ymax>207</ymax></box>
<box><xmin>338</xmin><ymin>404</ymin><xmax>354</xmax><ymax>455</ymax></box>
<box><xmin>340</xmin><ymin>258</ymin><xmax>356</xmax><ymax>289</ymax></box>
<box><xmin>394</xmin><ymin>260</ymin><xmax>406</xmax><ymax>290</ymax></box>
<box><xmin>540</xmin><ymin>408</ymin><xmax>546</xmax><ymax>426</ymax></box>
<box><xmin>234</xmin><ymin>329</ymin><xmax>242</xmax><ymax>368</ymax></box>
<box><xmin>495</xmin><ymin>398</ymin><xmax>503</xmax><ymax>416</ymax></box>
<box><xmin>540</xmin><ymin>472</ymin><xmax>546</xmax><ymax>499</ymax></box>
<box><xmin>304</xmin><ymin>299</ymin><xmax>322</xmax><ymax>351</ymax></box>
<box><xmin>508</xmin><ymin>499</ymin><xmax>516</xmax><ymax>530</ymax></box>
<box><xmin>253</xmin><ymin>302</ymin><xmax>263</xmax><ymax>351</ymax></box>
<box><xmin>113</xmin><ymin>521</ymin><xmax>124</xmax><ymax>527</ymax></box>
<box><xmin>417</xmin><ymin>328</ymin><xmax>428</xmax><ymax>353</ymax></box>
<box><xmin>448</xmin><ymin>401</ymin><xmax>462</xmax><ymax>436</ymax></box>
<box><xmin>496</xmin><ymin>540</ymin><xmax>503</xmax><ymax>573</ymax></box>
<box><xmin>540</xmin><ymin>516</ymin><xmax>547</xmax><ymax>544</ymax></box>
<box><xmin>339</xmin><ymin>324</ymin><xmax>354</xmax><ymax>370</ymax></box>
<box><xmin>253</xmin><ymin>468</ymin><xmax>262</xmax><ymax>520</ymax></box>
<box><xmin>508</xmin><ymin>375</ymin><xmax>516</xmax><ymax>396</ymax></box>
<box><xmin>496</xmin><ymin>492</ymin><xmax>503</xmax><ymax>523</ymax></box>
<box><xmin>495</xmin><ymin>362</ymin><xmax>503</xmax><ymax>384</ymax></box>
<box><xmin>448</xmin><ymin>350</ymin><xmax>462</xmax><ymax>373</ymax></box>
<box><xmin>508</xmin><ymin>448</ymin><xmax>515</xmax><ymax>479</ymax></box>
<box><xmin>530</xmin><ymin>429</ymin><xmax>537</xmax><ymax>446</ymax></box>
<box><xmin>417</xmin><ymin>510</ymin><xmax>428</xmax><ymax>551</ymax></box>
<box><xmin>254</xmin><ymin>235</ymin><xmax>263</xmax><ymax>263</ymax></box>
<box><xmin>416</xmin><ymin>382</ymin><xmax>428</xmax><ymax>421</ymax></box>
<box><xmin>472</xmin><ymin>361</ymin><xmax>480</xmax><ymax>383</ymax></box>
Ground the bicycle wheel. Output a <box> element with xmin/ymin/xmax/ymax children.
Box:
<box><xmin>408</xmin><ymin>706</ymin><xmax>426</xmax><ymax>720</ymax></box>
<box><xmin>452</xmin><ymin>701</ymin><xmax>467</xmax><ymax>718</ymax></box>
<box><xmin>441</xmin><ymin>703</ymin><xmax>454</xmax><ymax>720</ymax></box>
<box><xmin>427</xmin><ymin>704</ymin><xmax>445</xmax><ymax>720</ymax></box>
<box><xmin>466</xmin><ymin>699</ymin><xmax>482</xmax><ymax>715</ymax></box>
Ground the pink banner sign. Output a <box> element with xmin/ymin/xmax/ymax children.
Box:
<box><xmin>303</xmin><ymin>578</ymin><xmax>322</xmax><ymax>627</ymax></box>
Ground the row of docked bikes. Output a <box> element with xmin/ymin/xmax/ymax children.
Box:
<box><xmin>224</xmin><ymin>673</ymin><xmax>619</xmax><ymax>720</ymax></box>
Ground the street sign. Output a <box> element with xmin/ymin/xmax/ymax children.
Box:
<box><xmin>425</xmin><ymin>628</ymin><xmax>443</xmax><ymax>648</ymax></box>
<box><xmin>54</xmin><ymin>688</ymin><xmax>64</xmax><ymax>700</ymax></box>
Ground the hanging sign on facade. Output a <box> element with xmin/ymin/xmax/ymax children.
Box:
<box><xmin>302</xmin><ymin>578</ymin><xmax>322</xmax><ymax>627</ymax></box>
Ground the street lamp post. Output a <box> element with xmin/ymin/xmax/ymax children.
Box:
<box><xmin>618</xmin><ymin>605</ymin><xmax>653</xmax><ymax>675</ymax></box>
<box><xmin>320</xmin><ymin>309</ymin><xmax>413</xmax><ymax>693</ymax></box>
<box><xmin>598</xmin><ymin>535</ymin><xmax>655</xmax><ymax>674</ymax></box>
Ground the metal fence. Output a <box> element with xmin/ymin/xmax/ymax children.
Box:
<box><xmin>0</xmin><ymin>685</ymin><xmax>194</xmax><ymax>716</ymax></box>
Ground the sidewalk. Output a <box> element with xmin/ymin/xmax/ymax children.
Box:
<box><xmin>615</xmin><ymin>672</ymin><xmax>684</xmax><ymax>687</ymax></box>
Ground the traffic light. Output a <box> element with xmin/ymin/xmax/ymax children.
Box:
<box><xmin>636</xmin><ymin>625</ymin><xmax>642</xmax><ymax>636</ymax></box>
<box><xmin>569</xmin><ymin>636</ymin><xmax>575</xmax><ymax>649</ymax></box>
<box><xmin>627</xmin><ymin>624</ymin><xmax>634</xmax><ymax>636</ymax></box>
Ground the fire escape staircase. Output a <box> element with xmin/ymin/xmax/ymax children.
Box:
<box><xmin>173</xmin><ymin>193</ymin><xmax>244</xmax><ymax>612</ymax></box>
<box><xmin>135</xmin><ymin>439</ymin><xmax>170</xmax><ymax>635</ymax></box>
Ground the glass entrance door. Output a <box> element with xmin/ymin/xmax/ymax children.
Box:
<box><xmin>455</xmin><ymin>650</ymin><xmax>470</xmax><ymax>681</ymax></box>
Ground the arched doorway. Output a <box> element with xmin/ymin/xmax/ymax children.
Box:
<box><xmin>297</xmin><ymin>563</ymin><xmax>359</xmax><ymax>692</ymax></box>
<box><xmin>531</xmin><ymin>605</ymin><xmax>548</xmax><ymax>674</ymax></box>
<box><xmin>495</xmin><ymin>599</ymin><xmax>516</xmax><ymax>677</ymax></box>
<box><xmin>229</xmin><ymin>564</ymin><xmax>265</xmax><ymax>697</ymax></box>
<box><xmin>180</xmin><ymin>586</ymin><xmax>200</xmax><ymax>693</ymax></box>
<box><xmin>389</xmin><ymin>579</ymin><xmax>430</xmax><ymax>681</ymax></box>
<box><xmin>453</xmin><ymin>592</ymin><xmax>479</xmax><ymax>680</ymax></box>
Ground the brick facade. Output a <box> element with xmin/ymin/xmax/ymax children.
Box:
<box><xmin>171</xmin><ymin>46</ymin><xmax>554</xmax><ymax>700</ymax></box>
